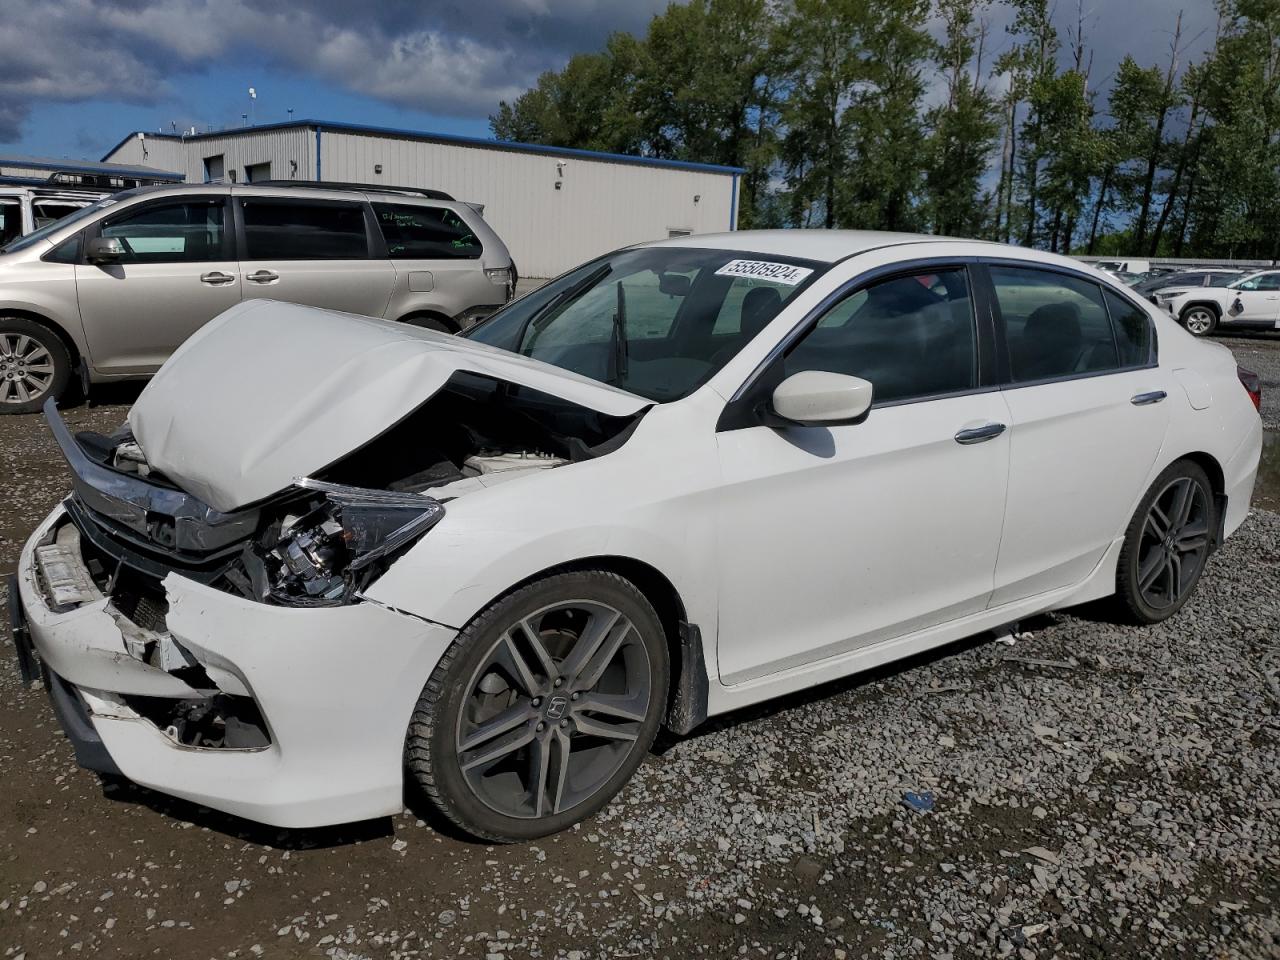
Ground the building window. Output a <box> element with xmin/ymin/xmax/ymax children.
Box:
<box><xmin>203</xmin><ymin>155</ymin><xmax>225</xmax><ymax>183</ymax></box>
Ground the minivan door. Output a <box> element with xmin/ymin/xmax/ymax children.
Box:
<box><xmin>74</xmin><ymin>195</ymin><xmax>241</xmax><ymax>375</ymax></box>
<box><xmin>235</xmin><ymin>197</ymin><xmax>396</xmax><ymax>317</ymax></box>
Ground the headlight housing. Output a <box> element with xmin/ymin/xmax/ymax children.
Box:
<box><xmin>264</xmin><ymin>479</ymin><xmax>445</xmax><ymax>605</ymax></box>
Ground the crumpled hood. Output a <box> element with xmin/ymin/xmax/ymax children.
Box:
<box><xmin>129</xmin><ymin>299</ymin><xmax>649</xmax><ymax>512</ymax></box>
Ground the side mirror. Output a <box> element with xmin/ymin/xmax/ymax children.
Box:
<box><xmin>658</xmin><ymin>272</ymin><xmax>691</xmax><ymax>297</ymax></box>
<box><xmin>767</xmin><ymin>371</ymin><xmax>873</xmax><ymax>427</ymax></box>
<box><xmin>86</xmin><ymin>237</ymin><xmax>125</xmax><ymax>264</ymax></box>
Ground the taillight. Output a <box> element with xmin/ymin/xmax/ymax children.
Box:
<box><xmin>1237</xmin><ymin>365</ymin><xmax>1262</xmax><ymax>411</ymax></box>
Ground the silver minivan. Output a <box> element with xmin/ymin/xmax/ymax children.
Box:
<box><xmin>0</xmin><ymin>182</ymin><xmax>517</xmax><ymax>413</ymax></box>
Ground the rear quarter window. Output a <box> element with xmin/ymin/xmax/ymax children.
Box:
<box><xmin>373</xmin><ymin>203</ymin><xmax>482</xmax><ymax>260</ymax></box>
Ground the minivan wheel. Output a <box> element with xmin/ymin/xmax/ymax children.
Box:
<box><xmin>401</xmin><ymin>312</ymin><xmax>457</xmax><ymax>334</ymax></box>
<box><xmin>1179</xmin><ymin>305</ymin><xmax>1218</xmax><ymax>337</ymax></box>
<box><xmin>406</xmin><ymin>570</ymin><xmax>669</xmax><ymax>842</ymax></box>
<box><xmin>0</xmin><ymin>317</ymin><xmax>71</xmax><ymax>414</ymax></box>
<box><xmin>1114</xmin><ymin>460</ymin><xmax>1216</xmax><ymax>624</ymax></box>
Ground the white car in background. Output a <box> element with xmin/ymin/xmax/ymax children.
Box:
<box><xmin>12</xmin><ymin>231</ymin><xmax>1263</xmax><ymax>842</ymax></box>
<box><xmin>1162</xmin><ymin>269</ymin><xmax>1280</xmax><ymax>336</ymax></box>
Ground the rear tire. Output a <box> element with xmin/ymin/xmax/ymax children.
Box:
<box><xmin>406</xmin><ymin>570</ymin><xmax>669</xmax><ymax>842</ymax></box>
<box><xmin>0</xmin><ymin>317</ymin><xmax>71</xmax><ymax>414</ymax></box>
<box><xmin>400</xmin><ymin>312</ymin><xmax>457</xmax><ymax>334</ymax></box>
<box><xmin>1179</xmin><ymin>304</ymin><xmax>1218</xmax><ymax>337</ymax></box>
<box><xmin>1114</xmin><ymin>459</ymin><xmax>1216</xmax><ymax>624</ymax></box>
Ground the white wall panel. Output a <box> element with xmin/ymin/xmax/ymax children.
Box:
<box><xmin>320</xmin><ymin>131</ymin><xmax>736</xmax><ymax>277</ymax></box>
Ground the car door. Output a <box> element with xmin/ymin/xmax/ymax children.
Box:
<box><xmin>1225</xmin><ymin>272</ymin><xmax>1280</xmax><ymax>325</ymax></box>
<box><xmin>236</xmin><ymin>195</ymin><xmax>396</xmax><ymax>317</ymax></box>
<box><xmin>714</xmin><ymin>264</ymin><xmax>1011</xmax><ymax>684</ymax></box>
<box><xmin>985</xmin><ymin>263</ymin><xmax>1171</xmax><ymax>605</ymax></box>
<box><xmin>74</xmin><ymin>193</ymin><xmax>241</xmax><ymax>375</ymax></box>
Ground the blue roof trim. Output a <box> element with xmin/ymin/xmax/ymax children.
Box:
<box><xmin>0</xmin><ymin>154</ymin><xmax>182</xmax><ymax>181</ymax></box>
<box><xmin>102</xmin><ymin>120</ymin><xmax>746</xmax><ymax>176</ymax></box>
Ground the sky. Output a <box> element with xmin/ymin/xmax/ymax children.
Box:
<box><xmin>0</xmin><ymin>0</ymin><xmax>1218</xmax><ymax>164</ymax></box>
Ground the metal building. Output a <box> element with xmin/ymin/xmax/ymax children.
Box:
<box><xmin>102</xmin><ymin>120</ymin><xmax>743</xmax><ymax>278</ymax></box>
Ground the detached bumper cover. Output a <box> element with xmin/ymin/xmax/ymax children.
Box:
<box><xmin>16</xmin><ymin>506</ymin><xmax>457</xmax><ymax>828</ymax></box>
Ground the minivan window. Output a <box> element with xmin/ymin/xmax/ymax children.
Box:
<box><xmin>101</xmin><ymin>200</ymin><xmax>227</xmax><ymax>263</ymax></box>
<box><xmin>782</xmin><ymin>269</ymin><xmax>978</xmax><ymax>403</ymax></box>
<box><xmin>0</xmin><ymin>194</ymin><xmax>121</xmax><ymax>254</ymax></box>
<box><xmin>241</xmin><ymin>200</ymin><xmax>368</xmax><ymax>260</ymax></box>
<box><xmin>0</xmin><ymin>199</ymin><xmax>20</xmax><ymax>246</ymax></box>
<box><xmin>991</xmin><ymin>266</ymin><xmax>1118</xmax><ymax>382</ymax></box>
<box><xmin>372</xmin><ymin>203</ymin><xmax>482</xmax><ymax>259</ymax></box>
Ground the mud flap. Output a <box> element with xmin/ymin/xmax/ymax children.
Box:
<box><xmin>667</xmin><ymin>621</ymin><xmax>709</xmax><ymax>736</ymax></box>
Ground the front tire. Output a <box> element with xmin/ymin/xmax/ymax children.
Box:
<box><xmin>406</xmin><ymin>570</ymin><xmax>669</xmax><ymax>842</ymax></box>
<box><xmin>1179</xmin><ymin>304</ymin><xmax>1218</xmax><ymax>337</ymax></box>
<box><xmin>1114</xmin><ymin>460</ymin><xmax>1216</xmax><ymax>624</ymax></box>
<box><xmin>0</xmin><ymin>317</ymin><xmax>71</xmax><ymax>414</ymax></box>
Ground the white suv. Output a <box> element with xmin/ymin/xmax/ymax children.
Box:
<box><xmin>1162</xmin><ymin>269</ymin><xmax>1280</xmax><ymax>336</ymax></box>
<box><xmin>0</xmin><ymin>182</ymin><xmax>517</xmax><ymax>412</ymax></box>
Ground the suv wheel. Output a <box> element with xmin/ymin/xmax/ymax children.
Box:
<box><xmin>0</xmin><ymin>317</ymin><xmax>71</xmax><ymax>414</ymax></box>
<box><xmin>1179</xmin><ymin>305</ymin><xmax>1218</xmax><ymax>337</ymax></box>
<box><xmin>406</xmin><ymin>570</ymin><xmax>669</xmax><ymax>842</ymax></box>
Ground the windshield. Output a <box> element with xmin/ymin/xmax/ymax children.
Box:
<box><xmin>466</xmin><ymin>246</ymin><xmax>824</xmax><ymax>402</ymax></box>
<box><xmin>0</xmin><ymin>194</ymin><xmax>122</xmax><ymax>254</ymax></box>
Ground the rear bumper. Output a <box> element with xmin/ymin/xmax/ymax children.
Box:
<box><xmin>16</xmin><ymin>505</ymin><xmax>457</xmax><ymax>828</ymax></box>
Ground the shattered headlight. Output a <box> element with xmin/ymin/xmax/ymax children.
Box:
<box><xmin>265</xmin><ymin>479</ymin><xmax>445</xmax><ymax>605</ymax></box>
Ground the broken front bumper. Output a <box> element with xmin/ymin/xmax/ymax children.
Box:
<box><xmin>15</xmin><ymin>506</ymin><xmax>457</xmax><ymax>828</ymax></box>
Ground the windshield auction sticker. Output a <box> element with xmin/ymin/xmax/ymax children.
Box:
<box><xmin>715</xmin><ymin>259</ymin><xmax>814</xmax><ymax>286</ymax></box>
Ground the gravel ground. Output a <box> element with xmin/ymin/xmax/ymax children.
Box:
<box><xmin>1</xmin><ymin>339</ymin><xmax>1279</xmax><ymax>960</ymax></box>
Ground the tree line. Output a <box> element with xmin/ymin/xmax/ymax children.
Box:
<box><xmin>490</xmin><ymin>0</ymin><xmax>1280</xmax><ymax>260</ymax></box>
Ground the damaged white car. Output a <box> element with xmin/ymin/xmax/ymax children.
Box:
<box><xmin>12</xmin><ymin>232</ymin><xmax>1263</xmax><ymax>842</ymax></box>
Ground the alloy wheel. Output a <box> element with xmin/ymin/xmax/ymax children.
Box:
<box><xmin>455</xmin><ymin>600</ymin><xmax>651</xmax><ymax>820</ymax></box>
<box><xmin>1136</xmin><ymin>476</ymin><xmax>1211</xmax><ymax>611</ymax></box>
<box><xmin>0</xmin><ymin>332</ymin><xmax>55</xmax><ymax>405</ymax></box>
<box><xmin>1183</xmin><ymin>308</ymin><xmax>1214</xmax><ymax>336</ymax></box>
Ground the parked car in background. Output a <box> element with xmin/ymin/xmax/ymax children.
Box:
<box><xmin>0</xmin><ymin>182</ymin><xmax>516</xmax><ymax>412</ymax></box>
<box><xmin>1095</xmin><ymin>258</ymin><xmax>1150</xmax><ymax>275</ymax></box>
<box><xmin>12</xmin><ymin>230</ymin><xmax>1262</xmax><ymax>841</ymax></box>
<box><xmin>1162</xmin><ymin>269</ymin><xmax>1280</xmax><ymax>336</ymax></box>
<box><xmin>1133</xmin><ymin>269</ymin><xmax>1244</xmax><ymax>302</ymax></box>
<box><xmin>0</xmin><ymin>186</ymin><xmax>106</xmax><ymax>247</ymax></box>
<box><xmin>1111</xmin><ymin>271</ymin><xmax>1145</xmax><ymax>286</ymax></box>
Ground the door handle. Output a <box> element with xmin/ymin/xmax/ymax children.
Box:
<box><xmin>954</xmin><ymin>422</ymin><xmax>1006</xmax><ymax>444</ymax></box>
<box><xmin>200</xmin><ymin>271</ymin><xmax>235</xmax><ymax>285</ymax></box>
<box><xmin>1130</xmin><ymin>390</ymin><xmax>1167</xmax><ymax>406</ymax></box>
<box><xmin>246</xmin><ymin>270</ymin><xmax>279</xmax><ymax>283</ymax></box>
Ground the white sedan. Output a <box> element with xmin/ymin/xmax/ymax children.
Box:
<box><xmin>1162</xmin><ymin>269</ymin><xmax>1280</xmax><ymax>336</ymax></box>
<box><xmin>12</xmin><ymin>231</ymin><xmax>1263</xmax><ymax>842</ymax></box>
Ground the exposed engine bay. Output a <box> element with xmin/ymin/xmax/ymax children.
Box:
<box><xmin>52</xmin><ymin>372</ymin><xmax>642</xmax><ymax>614</ymax></box>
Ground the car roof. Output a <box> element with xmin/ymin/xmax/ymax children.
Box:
<box><xmin>643</xmin><ymin>229</ymin><xmax>1001</xmax><ymax>264</ymax></box>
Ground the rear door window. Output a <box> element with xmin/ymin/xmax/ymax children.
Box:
<box><xmin>241</xmin><ymin>200</ymin><xmax>369</xmax><ymax>260</ymax></box>
<box><xmin>372</xmin><ymin>203</ymin><xmax>482</xmax><ymax>259</ymax></box>
<box><xmin>990</xmin><ymin>266</ymin><xmax>1119</xmax><ymax>382</ymax></box>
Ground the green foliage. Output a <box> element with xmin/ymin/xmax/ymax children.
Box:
<box><xmin>489</xmin><ymin>0</ymin><xmax>1280</xmax><ymax>259</ymax></box>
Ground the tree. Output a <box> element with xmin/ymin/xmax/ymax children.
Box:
<box><xmin>923</xmin><ymin>0</ymin><xmax>1001</xmax><ymax>236</ymax></box>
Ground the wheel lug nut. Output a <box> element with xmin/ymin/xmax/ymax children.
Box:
<box><xmin>531</xmin><ymin>698</ymin><xmax>541</xmax><ymax>707</ymax></box>
<box><xmin>570</xmin><ymin>692</ymin><xmax>580</xmax><ymax>701</ymax></box>
<box><xmin>553</xmin><ymin>678</ymin><xmax>563</xmax><ymax>688</ymax></box>
<box><xmin>536</xmin><ymin>722</ymin><xmax>546</xmax><ymax>732</ymax></box>
<box><xmin>559</xmin><ymin>719</ymin><xmax>569</xmax><ymax>728</ymax></box>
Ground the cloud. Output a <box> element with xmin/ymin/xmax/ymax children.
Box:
<box><xmin>0</xmin><ymin>0</ymin><xmax>1223</xmax><ymax>146</ymax></box>
<box><xmin>0</xmin><ymin>0</ymin><xmax>670</xmax><ymax>141</ymax></box>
